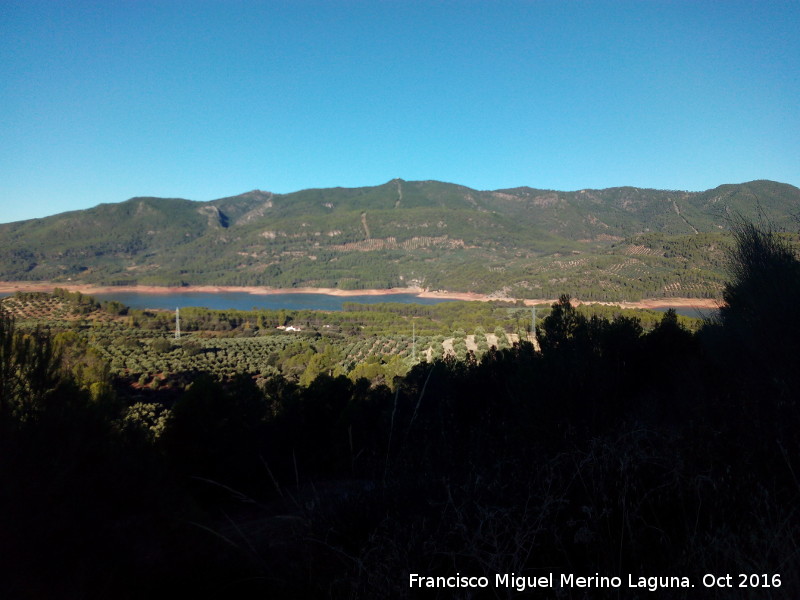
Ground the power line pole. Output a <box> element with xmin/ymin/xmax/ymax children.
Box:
<box><xmin>531</xmin><ymin>306</ymin><xmax>540</xmax><ymax>351</ymax></box>
<box><xmin>175</xmin><ymin>307</ymin><xmax>180</xmax><ymax>340</ymax></box>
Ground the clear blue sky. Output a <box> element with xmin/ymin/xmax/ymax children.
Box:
<box><xmin>2</xmin><ymin>0</ymin><xmax>798</xmax><ymax>223</ymax></box>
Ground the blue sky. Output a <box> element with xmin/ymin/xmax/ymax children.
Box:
<box><xmin>1</xmin><ymin>0</ymin><xmax>798</xmax><ymax>223</ymax></box>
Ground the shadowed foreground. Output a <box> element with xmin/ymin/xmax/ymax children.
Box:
<box><xmin>1</xmin><ymin>223</ymin><xmax>798</xmax><ymax>599</ymax></box>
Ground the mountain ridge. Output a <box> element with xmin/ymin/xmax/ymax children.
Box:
<box><xmin>1</xmin><ymin>179</ymin><xmax>798</xmax><ymax>301</ymax></box>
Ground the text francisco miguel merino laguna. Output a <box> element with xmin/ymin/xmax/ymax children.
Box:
<box><xmin>409</xmin><ymin>573</ymin><xmax>695</xmax><ymax>593</ymax></box>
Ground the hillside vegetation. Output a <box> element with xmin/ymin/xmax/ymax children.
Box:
<box><xmin>1</xmin><ymin>179</ymin><xmax>798</xmax><ymax>300</ymax></box>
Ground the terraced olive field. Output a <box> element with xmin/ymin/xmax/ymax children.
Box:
<box><xmin>1</xmin><ymin>290</ymin><xmax>703</xmax><ymax>398</ymax></box>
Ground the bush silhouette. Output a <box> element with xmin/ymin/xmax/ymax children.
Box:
<box><xmin>717</xmin><ymin>220</ymin><xmax>800</xmax><ymax>401</ymax></box>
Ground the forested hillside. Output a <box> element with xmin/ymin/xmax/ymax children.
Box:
<box><xmin>1</xmin><ymin>179</ymin><xmax>798</xmax><ymax>300</ymax></box>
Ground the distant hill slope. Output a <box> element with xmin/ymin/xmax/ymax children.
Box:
<box><xmin>1</xmin><ymin>179</ymin><xmax>798</xmax><ymax>301</ymax></box>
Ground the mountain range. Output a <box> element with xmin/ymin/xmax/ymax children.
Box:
<box><xmin>1</xmin><ymin>179</ymin><xmax>798</xmax><ymax>301</ymax></box>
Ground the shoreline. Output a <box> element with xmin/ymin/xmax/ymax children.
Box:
<box><xmin>0</xmin><ymin>281</ymin><xmax>722</xmax><ymax>310</ymax></box>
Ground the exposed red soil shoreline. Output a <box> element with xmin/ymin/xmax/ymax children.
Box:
<box><xmin>0</xmin><ymin>281</ymin><xmax>722</xmax><ymax>310</ymax></box>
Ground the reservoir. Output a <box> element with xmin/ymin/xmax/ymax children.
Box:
<box><xmin>648</xmin><ymin>305</ymin><xmax>717</xmax><ymax>319</ymax></box>
<box><xmin>88</xmin><ymin>291</ymin><xmax>461</xmax><ymax>312</ymax></box>
<box><xmin>1</xmin><ymin>289</ymin><xmax>715</xmax><ymax>317</ymax></box>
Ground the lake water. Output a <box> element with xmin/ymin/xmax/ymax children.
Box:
<box><xmin>648</xmin><ymin>305</ymin><xmax>718</xmax><ymax>319</ymax></box>
<box><xmin>88</xmin><ymin>291</ymin><xmax>461</xmax><ymax>311</ymax></box>
<box><xmin>1</xmin><ymin>289</ymin><xmax>717</xmax><ymax>317</ymax></box>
